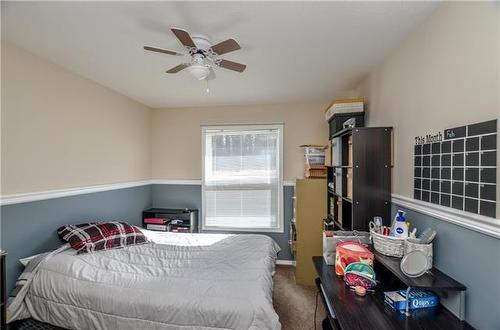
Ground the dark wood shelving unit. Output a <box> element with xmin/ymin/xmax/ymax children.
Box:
<box><xmin>326</xmin><ymin>127</ymin><xmax>393</xmax><ymax>231</ymax></box>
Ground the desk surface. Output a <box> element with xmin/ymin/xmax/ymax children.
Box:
<box><xmin>313</xmin><ymin>256</ymin><xmax>473</xmax><ymax>330</ymax></box>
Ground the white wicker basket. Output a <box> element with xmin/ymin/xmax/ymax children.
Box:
<box><xmin>370</xmin><ymin>230</ymin><xmax>405</xmax><ymax>257</ymax></box>
<box><xmin>404</xmin><ymin>240</ymin><xmax>433</xmax><ymax>269</ymax></box>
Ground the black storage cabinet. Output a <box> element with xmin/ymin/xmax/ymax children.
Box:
<box><xmin>142</xmin><ymin>208</ymin><xmax>199</xmax><ymax>233</ymax></box>
<box><xmin>328</xmin><ymin>112</ymin><xmax>365</xmax><ymax>139</ymax></box>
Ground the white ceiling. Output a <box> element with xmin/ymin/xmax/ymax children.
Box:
<box><xmin>1</xmin><ymin>1</ymin><xmax>438</xmax><ymax>108</ymax></box>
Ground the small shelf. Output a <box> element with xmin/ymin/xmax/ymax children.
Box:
<box><xmin>333</xmin><ymin>220</ymin><xmax>345</xmax><ymax>230</ymax></box>
<box><xmin>374</xmin><ymin>252</ymin><xmax>466</xmax><ymax>291</ymax></box>
<box><xmin>326</xmin><ymin>215</ymin><xmax>345</xmax><ymax>230</ymax></box>
<box><xmin>327</xmin><ymin>165</ymin><xmax>352</xmax><ymax>169</ymax></box>
<box><xmin>327</xmin><ymin>188</ymin><xmax>352</xmax><ymax>203</ymax></box>
<box><xmin>142</xmin><ymin>208</ymin><xmax>199</xmax><ymax>233</ymax></box>
<box><xmin>342</xmin><ymin>196</ymin><xmax>353</xmax><ymax>203</ymax></box>
<box><xmin>331</xmin><ymin>127</ymin><xmax>353</xmax><ymax>138</ymax></box>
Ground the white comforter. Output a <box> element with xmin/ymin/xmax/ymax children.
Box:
<box><xmin>9</xmin><ymin>231</ymin><xmax>282</xmax><ymax>330</ymax></box>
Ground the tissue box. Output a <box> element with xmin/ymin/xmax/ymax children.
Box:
<box><xmin>384</xmin><ymin>290</ymin><xmax>439</xmax><ymax>311</ymax></box>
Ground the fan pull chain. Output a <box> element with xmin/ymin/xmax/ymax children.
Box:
<box><xmin>206</xmin><ymin>79</ymin><xmax>210</xmax><ymax>94</ymax></box>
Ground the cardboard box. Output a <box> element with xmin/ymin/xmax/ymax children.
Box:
<box><xmin>346</xmin><ymin>168</ymin><xmax>353</xmax><ymax>200</ymax></box>
<box><xmin>325</xmin><ymin>140</ymin><xmax>332</xmax><ymax>166</ymax></box>
<box><xmin>347</xmin><ymin>135</ymin><xmax>353</xmax><ymax>166</ymax></box>
<box><xmin>305</xmin><ymin>165</ymin><xmax>327</xmax><ymax>178</ymax></box>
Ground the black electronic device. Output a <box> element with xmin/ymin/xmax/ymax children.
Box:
<box><xmin>142</xmin><ymin>208</ymin><xmax>199</xmax><ymax>233</ymax></box>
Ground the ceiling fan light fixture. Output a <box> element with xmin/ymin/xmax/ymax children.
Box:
<box><xmin>144</xmin><ymin>27</ymin><xmax>246</xmax><ymax>84</ymax></box>
<box><xmin>188</xmin><ymin>63</ymin><xmax>210</xmax><ymax>80</ymax></box>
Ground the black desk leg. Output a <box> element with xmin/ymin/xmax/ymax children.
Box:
<box><xmin>322</xmin><ymin>317</ymin><xmax>333</xmax><ymax>330</ymax></box>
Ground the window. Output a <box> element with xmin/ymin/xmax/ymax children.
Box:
<box><xmin>202</xmin><ymin>124</ymin><xmax>283</xmax><ymax>232</ymax></box>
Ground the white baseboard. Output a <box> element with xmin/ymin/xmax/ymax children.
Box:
<box><xmin>276</xmin><ymin>260</ymin><xmax>296</xmax><ymax>266</ymax></box>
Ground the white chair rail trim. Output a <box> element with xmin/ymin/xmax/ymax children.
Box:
<box><xmin>1</xmin><ymin>179</ymin><xmax>297</xmax><ymax>206</ymax></box>
<box><xmin>392</xmin><ymin>194</ymin><xmax>500</xmax><ymax>239</ymax></box>
<box><xmin>1</xmin><ymin>180</ymin><xmax>152</xmax><ymax>206</ymax></box>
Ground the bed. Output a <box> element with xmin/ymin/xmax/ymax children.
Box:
<box><xmin>8</xmin><ymin>230</ymin><xmax>282</xmax><ymax>330</ymax></box>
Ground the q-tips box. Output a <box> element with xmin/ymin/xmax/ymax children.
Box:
<box><xmin>384</xmin><ymin>289</ymin><xmax>439</xmax><ymax>311</ymax></box>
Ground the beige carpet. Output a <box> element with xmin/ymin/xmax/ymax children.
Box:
<box><xmin>273</xmin><ymin>265</ymin><xmax>326</xmax><ymax>330</ymax></box>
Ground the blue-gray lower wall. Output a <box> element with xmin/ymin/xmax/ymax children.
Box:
<box><xmin>1</xmin><ymin>183</ymin><xmax>497</xmax><ymax>328</ymax></box>
<box><xmin>391</xmin><ymin>204</ymin><xmax>499</xmax><ymax>330</ymax></box>
<box><xmin>152</xmin><ymin>184</ymin><xmax>294</xmax><ymax>261</ymax></box>
<box><xmin>0</xmin><ymin>185</ymin><xmax>152</xmax><ymax>292</ymax></box>
<box><xmin>0</xmin><ymin>183</ymin><xmax>293</xmax><ymax>294</ymax></box>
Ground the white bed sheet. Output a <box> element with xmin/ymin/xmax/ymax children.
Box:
<box><xmin>9</xmin><ymin>231</ymin><xmax>282</xmax><ymax>330</ymax></box>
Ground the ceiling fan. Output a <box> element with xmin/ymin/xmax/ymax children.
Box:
<box><xmin>144</xmin><ymin>27</ymin><xmax>246</xmax><ymax>81</ymax></box>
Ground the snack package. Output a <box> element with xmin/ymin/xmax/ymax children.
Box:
<box><xmin>344</xmin><ymin>262</ymin><xmax>377</xmax><ymax>289</ymax></box>
<box><xmin>335</xmin><ymin>241</ymin><xmax>374</xmax><ymax>276</ymax></box>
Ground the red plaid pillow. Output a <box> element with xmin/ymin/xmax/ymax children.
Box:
<box><xmin>57</xmin><ymin>222</ymin><xmax>147</xmax><ymax>254</ymax></box>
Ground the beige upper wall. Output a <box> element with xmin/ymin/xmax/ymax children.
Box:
<box><xmin>1</xmin><ymin>42</ymin><xmax>152</xmax><ymax>194</ymax></box>
<box><xmin>5</xmin><ymin>1</ymin><xmax>497</xmax><ymax>196</ymax></box>
<box><xmin>152</xmin><ymin>103</ymin><xmax>328</xmax><ymax>181</ymax></box>
<box><xmin>356</xmin><ymin>2</ymin><xmax>499</xmax><ymax>214</ymax></box>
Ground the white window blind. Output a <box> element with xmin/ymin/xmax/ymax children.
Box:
<box><xmin>202</xmin><ymin>125</ymin><xmax>283</xmax><ymax>232</ymax></box>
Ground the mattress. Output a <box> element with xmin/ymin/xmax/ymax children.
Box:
<box><xmin>8</xmin><ymin>231</ymin><xmax>282</xmax><ymax>330</ymax></box>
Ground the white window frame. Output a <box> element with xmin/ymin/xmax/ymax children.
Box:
<box><xmin>201</xmin><ymin>124</ymin><xmax>284</xmax><ymax>233</ymax></box>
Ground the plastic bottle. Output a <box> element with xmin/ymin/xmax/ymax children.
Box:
<box><xmin>393</xmin><ymin>211</ymin><xmax>409</xmax><ymax>238</ymax></box>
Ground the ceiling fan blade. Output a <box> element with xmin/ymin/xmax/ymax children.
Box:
<box><xmin>144</xmin><ymin>46</ymin><xmax>183</xmax><ymax>56</ymax></box>
<box><xmin>171</xmin><ymin>27</ymin><xmax>196</xmax><ymax>48</ymax></box>
<box><xmin>210</xmin><ymin>38</ymin><xmax>240</xmax><ymax>55</ymax></box>
<box><xmin>166</xmin><ymin>63</ymin><xmax>189</xmax><ymax>74</ymax></box>
<box><xmin>218</xmin><ymin>59</ymin><xmax>246</xmax><ymax>73</ymax></box>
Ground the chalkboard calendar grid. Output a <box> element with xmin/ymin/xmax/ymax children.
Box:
<box><xmin>414</xmin><ymin>119</ymin><xmax>497</xmax><ymax>218</ymax></box>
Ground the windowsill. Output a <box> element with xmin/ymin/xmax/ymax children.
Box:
<box><xmin>201</xmin><ymin>226</ymin><xmax>285</xmax><ymax>233</ymax></box>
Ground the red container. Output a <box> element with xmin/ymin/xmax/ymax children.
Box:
<box><xmin>335</xmin><ymin>241</ymin><xmax>374</xmax><ymax>276</ymax></box>
<box><xmin>144</xmin><ymin>218</ymin><xmax>166</xmax><ymax>225</ymax></box>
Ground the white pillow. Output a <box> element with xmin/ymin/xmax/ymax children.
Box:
<box><xmin>19</xmin><ymin>253</ymin><xmax>43</xmax><ymax>266</ymax></box>
<box><xmin>19</xmin><ymin>244</ymin><xmax>72</xmax><ymax>266</ymax></box>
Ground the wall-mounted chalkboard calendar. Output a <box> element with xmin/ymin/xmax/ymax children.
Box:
<box><xmin>414</xmin><ymin>119</ymin><xmax>497</xmax><ymax>218</ymax></box>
